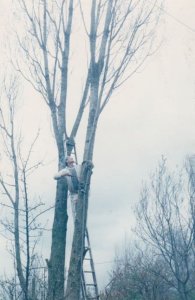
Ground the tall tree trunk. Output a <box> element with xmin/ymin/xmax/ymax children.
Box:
<box><xmin>47</xmin><ymin>178</ymin><xmax>68</xmax><ymax>300</ymax></box>
<box><xmin>65</xmin><ymin>161</ymin><xmax>93</xmax><ymax>299</ymax></box>
<box><xmin>46</xmin><ymin>83</ymin><xmax>68</xmax><ymax>300</ymax></box>
<box><xmin>65</xmin><ymin>57</ymin><xmax>99</xmax><ymax>299</ymax></box>
<box><xmin>23</xmin><ymin>171</ymin><xmax>30</xmax><ymax>299</ymax></box>
<box><xmin>11</xmin><ymin>124</ymin><xmax>28</xmax><ymax>299</ymax></box>
<box><xmin>15</xmin><ymin>204</ymin><xmax>27</xmax><ymax>298</ymax></box>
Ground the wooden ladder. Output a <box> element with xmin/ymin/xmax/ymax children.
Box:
<box><xmin>81</xmin><ymin>228</ymin><xmax>99</xmax><ymax>300</ymax></box>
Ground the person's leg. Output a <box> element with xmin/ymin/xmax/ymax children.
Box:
<box><xmin>70</xmin><ymin>194</ymin><xmax>78</xmax><ymax>219</ymax></box>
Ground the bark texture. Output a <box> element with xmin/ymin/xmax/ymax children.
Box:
<box><xmin>65</xmin><ymin>161</ymin><xmax>93</xmax><ymax>299</ymax></box>
<box><xmin>47</xmin><ymin>178</ymin><xmax>68</xmax><ymax>300</ymax></box>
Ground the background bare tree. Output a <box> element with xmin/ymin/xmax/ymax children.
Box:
<box><xmin>100</xmin><ymin>158</ymin><xmax>195</xmax><ymax>300</ymax></box>
<box><xmin>135</xmin><ymin>158</ymin><xmax>195</xmax><ymax>300</ymax></box>
<box><xmin>101</xmin><ymin>243</ymin><xmax>174</xmax><ymax>300</ymax></box>
<box><xmin>15</xmin><ymin>0</ymin><xmax>162</xmax><ymax>298</ymax></box>
<box><xmin>0</xmin><ymin>76</ymin><xmax>49</xmax><ymax>300</ymax></box>
<box><xmin>0</xmin><ymin>259</ymin><xmax>48</xmax><ymax>300</ymax></box>
<box><xmin>0</xmin><ymin>274</ymin><xmax>18</xmax><ymax>300</ymax></box>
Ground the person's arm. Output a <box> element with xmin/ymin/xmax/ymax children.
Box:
<box><xmin>53</xmin><ymin>168</ymin><xmax>70</xmax><ymax>180</ymax></box>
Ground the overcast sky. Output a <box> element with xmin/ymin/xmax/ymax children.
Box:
<box><xmin>0</xmin><ymin>0</ymin><xmax>195</xmax><ymax>290</ymax></box>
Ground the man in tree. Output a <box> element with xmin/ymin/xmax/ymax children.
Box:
<box><xmin>54</xmin><ymin>156</ymin><xmax>81</xmax><ymax>215</ymax></box>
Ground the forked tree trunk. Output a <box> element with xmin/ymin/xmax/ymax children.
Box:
<box><xmin>17</xmin><ymin>1</ymin><xmax>160</xmax><ymax>299</ymax></box>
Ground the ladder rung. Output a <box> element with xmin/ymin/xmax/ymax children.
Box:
<box><xmin>84</xmin><ymin>258</ymin><xmax>91</xmax><ymax>261</ymax></box>
<box><xmin>84</xmin><ymin>270</ymin><xmax>94</xmax><ymax>273</ymax></box>
<box><xmin>86</xmin><ymin>284</ymin><xmax>97</xmax><ymax>286</ymax></box>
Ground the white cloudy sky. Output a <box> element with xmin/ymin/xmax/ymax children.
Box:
<box><xmin>0</xmin><ymin>0</ymin><xmax>195</xmax><ymax>290</ymax></box>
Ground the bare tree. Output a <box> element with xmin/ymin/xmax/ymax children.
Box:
<box><xmin>0</xmin><ymin>275</ymin><xmax>18</xmax><ymax>300</ymax></box>
<box><xmin>0</xmin><ymin>76</ymin><xmax>48</xmax><ymax>300</ymax></box>
<box><xmin>0</xmin><ymin>258</ymin><xmax>48</xmax><ymax>300</ymax></box>
<box><xmin>15</xmin><ymin>1</ymin><xmax>74</xmax><ymax>297</ymax></box>
<box><xmin>15</xmin><ymin>0</ymin><xmax>162</xmax><ymax>298</ymax></box>
<box><xmin>135</xmin><ymin>158</ymin><xmax>195</xmax><ymax>300</ymax></box>
<box><xmin>101</xmin><ymin>243</ymin><xmax>174</xmax><ymax>300</ymax></box>
<box><xmin>66</xmin><ymin>1</ymin><xmax>161</xmax><ymax>298</ymax></box>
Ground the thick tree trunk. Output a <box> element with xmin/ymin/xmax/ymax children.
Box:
<box><xmin>65</xmin><ymin>18</ymin><xmax>100</xmax><ymax>294</ymax></box>
<box><xmin>12</xmin><ymin>132</ymin><xmax>29</xmax><ymax>299</ymax></box>
<box><xmin>65</xmin><ymin>161</ymin><xmax>93</xmax><ymax>299</ymax></box>
<box><xmin>47</xmin><ymin>178</ymin><xmax>68</xmax><ymax>300</ymax></box>
<box><xmin>15</xmin><ymin>205</ymin><xmax>26</xmax><ymax>297</ymax></box>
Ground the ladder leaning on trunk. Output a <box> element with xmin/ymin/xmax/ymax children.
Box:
<box><xmin>81</xmin><ymin>228</ymin><xmax>99</xmax><ymax>300</ymax></box>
